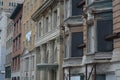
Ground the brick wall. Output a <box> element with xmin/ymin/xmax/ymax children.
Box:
<box><xmin>113</xmin><ymin>0</ymin><xmax>120</xmax><ymax>48</ymax></box>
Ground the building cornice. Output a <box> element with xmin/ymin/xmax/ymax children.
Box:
<box><xmin>31</xmin><ymin>0</ymin><xmax>63</xmax><ymax>21</ymax></box>
<box><xmin>10</xmin><ymin>4</ymin><xmax>23</xmax><ymax>19</ymax></box>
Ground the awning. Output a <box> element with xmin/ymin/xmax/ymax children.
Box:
<box><xmin>37</xmin><ymin>63</ymin><xmax>58</xmax><ymax>70</ymax></box>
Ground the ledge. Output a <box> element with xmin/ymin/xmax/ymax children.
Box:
<box><xmin>64</xmin><ymin>15</ymin><xmax>83</xmax><ymax>24</ymax></box>
<box><xmin>37</xmin><ymin>63</ymin><xmax>58</xmax><ymax>70</ymax></box>
<box><xmin>63</xmin><ymin>57</ymin><xmax>82</xmax><ymax>67</ymax></box>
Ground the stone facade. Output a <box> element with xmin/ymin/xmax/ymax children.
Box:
<box><xmin>20</xmin><ymin>0</ymin><xmax>41</xmax><ymax>80</ymax></box>
<box><xmin>63</xmin><ymin>0</ymin><xmax>120</xmax><ymax>80</ymax></box>
<box><xmin>31</xmin><ymin>0</ymin><xmax>64</xmax><ymax>80</ymax></box>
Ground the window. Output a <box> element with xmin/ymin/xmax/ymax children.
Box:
<box><xmin>72</xmin><ymin>0</ymin><xmax>82</xmax><ymax>16</ymax></box>
<box><xmin>53</xmin><ymin>10</ymin><xmax>57</xmax><ymax>28</ymax></box>
<box><xmin>14</xmin><ymin>3</ymin><xmax>16</xmax><ymax>6</ymax></box>
<box><xmin>31</xmin><ymin>56</ymin><xmax>34</xmax><ymax>70</ymax></box>
<box><xmin>71</xmin><ymin>75</ymin><xmax>84</xmax><ymax>80</ymax></box>
<box><xmin>5</xmin><ymin>66</ymin><xmax>11</xmax><ymax>78</ymax></box>
<box><xmin>71</xmin><ymin>32</ymin><xmax>83</xmax><ymax>57</ymax></box>
<box><xmin>51</xmin><ymin>70</ymin><xmax>57</xmax><ymax>80</ymax></box>
<box><xmin>1</xmin><ymin>1</ymin><xmax>3</xmax><ymax>6</ymax></box>
<box><xmin>44</xmin><ymin>70</ymin><xmax>48</xmax><ymax>80</ymax></box>
<box><xmin>96</xmin><ymin>74</ymin><xmax>105</xmax><ymax>80</ymax></box>
<box><xmin>12</xmin><ymin>2</ymin><xmax>13</xmax><ymax>6</ymax></box>
<box><xmin>25</xmin><ymin>58</ymin><xmax>29</xmax><ymax>72</ymax></box>
<box><xmin>39</xmin><ymin>22</ymin><xmax>41</xmax><ymax>36</ymax></box>
<box><xmin>9</xmin><ymin>2</ymin><xmax>11</xmax><ymax>6</ymax></box>
<box><xmin>17</xmin><ymin>38</ymin><xmax>19</xmax><ymax>50</ymax></box>
<box><xmin>65</xmin><ymin>0</ymin><xmax>82</xmax><ymax>18</ymax></box>
<box><xmin>16</xmin><ymin>21</ymin><xmax>18</xmax><ymax>33</ymax></box>
<box><xmin>19</xmin><ymin>37</ymin><xmax>21</xmax><ymax>49</ymax></box>
<box><xmin>46</xmin><ymin>17</ymin><xmax>49</xmax><ymax>32</ymax></box>
<box><xmin>106</xmin><ymin>73</ymin><xmax>116</xmax><ymax>80</ymax></box>
<box><xmin>96</xmin><ymin>20</ymin><xmax>113</xmax><ymax>52</ymax></box>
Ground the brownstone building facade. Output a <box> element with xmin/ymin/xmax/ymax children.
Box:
<box><xmin>10</xmin><ymin>4</ymin><xmax>23</xmax><ymax>80</ymax></box>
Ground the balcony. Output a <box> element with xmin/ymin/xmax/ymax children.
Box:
<box><xmin>35</xmin><ymin>27</ymin><xmax>60</xmax><ymax>47</ymax></box>
<box><xmin>64</xmin><ymin>15</ymin><xmax>83</xmax><ymax>27</ymax></box>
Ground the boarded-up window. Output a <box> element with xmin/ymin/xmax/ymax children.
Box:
<box><xmin>72</xmin><ymin>0</ymin><xmax>83</xmax><ymax>16</ymax></box>
<box><xmin>97</xmin><ymin>20</ymin><xmax>113</xmax><ymax>52</ymax></box>
<box><xmin>71</xmin><ymin>32</ymin><xmax>83</xmax><ymax>57</ymax></box>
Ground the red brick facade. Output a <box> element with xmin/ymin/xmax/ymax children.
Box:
<box><xmin>12</xmin><ymin>11</ymin><xmax>22</xmax><ymax>72</ymax></box>
<box><xmin>10</xmin><ymin>4</ymin><xmax>23</xmax><ymax>75</ymax></box>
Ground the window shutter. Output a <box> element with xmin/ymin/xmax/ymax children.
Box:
<box><xmin>72</xmin><ymin>0</ymin><xmax>83</xmax><ymax>16</ymax></box>
<box><xmin>71</xmin><ymin>32</ymin><xmax>83</xmax><ymax>57</ymax></box>
<box><xmin>97</xmin><ymin>20</ymin><xmax>113</xmax><ymax>52</ymax></box>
